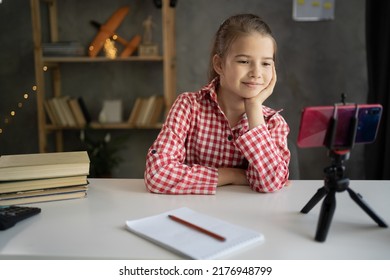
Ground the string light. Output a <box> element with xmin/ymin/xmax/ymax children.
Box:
<box><xmin>0</xmin><ymin>85</ymin><xmax>36</xmax><ymax>135</ymax></box>
<box><xmin>103</xmin><ymin>39</ymin><xmax>117</xmax><ymax>59</ymax></box>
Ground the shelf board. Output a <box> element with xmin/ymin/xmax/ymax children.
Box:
<box><xmin>42</xmin><ymin>56</ymin><xmax>164</xmax><ymax>63</ymax></box>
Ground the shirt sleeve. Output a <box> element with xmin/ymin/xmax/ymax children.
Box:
<box><xmin>235</xmin><ymin>112</ymin><xmax>291</xmax><ymax>193</ymax></box>
<box><xmin>144</xmin><ymin>94</ymin><xmax>219</xmax><ymax>195</ymax></box>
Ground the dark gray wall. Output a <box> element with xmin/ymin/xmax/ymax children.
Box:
<box><xmin>0</xmin><ymin>0</ymin><xmax>367</xmax><ymax>179</ymax></box>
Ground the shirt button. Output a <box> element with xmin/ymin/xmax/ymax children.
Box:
<box><xmin>227</xmin><ymin>135</ymin><xmax>233</xmax><ymax>141</ymax></box>
<box><xmin>151</xmin><ymin>149</ymin><xmax>157</xmax><ymax>154</ymax></box>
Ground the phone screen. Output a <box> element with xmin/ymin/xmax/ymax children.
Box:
<box><xmin>297</xmin><ymin>104</ymin><xmax>382</xmax><ymax>149</ymax></box>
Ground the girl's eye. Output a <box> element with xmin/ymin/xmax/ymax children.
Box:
<box><xmin>237</xmin><ymin>60</ymin><xmax>249</xmax><ymax>64</ymax></box>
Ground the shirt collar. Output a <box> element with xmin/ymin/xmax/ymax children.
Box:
<box><xmin>200</xmin><ymin>77</ymin><xmax>219</xmax><ymax>103</ymax></box>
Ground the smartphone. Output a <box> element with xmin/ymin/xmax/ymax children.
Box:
<box><xmin>297</xmin><ymin>104</ymin><xmax>382</xmax><ymax>149</ymax></box>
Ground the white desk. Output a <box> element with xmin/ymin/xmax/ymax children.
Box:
<box><xmin>1</xmin><ymin>179</ymin><xmax>389</xmax><ymax>259</ymax></box>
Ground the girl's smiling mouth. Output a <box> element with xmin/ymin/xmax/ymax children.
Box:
<box><xmin>242</xmin><ymin>81</ymin><xmax>262</xmax><ymax>88</ymax></box>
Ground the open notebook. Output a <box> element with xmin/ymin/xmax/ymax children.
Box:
<box><xmin>125</xmin><ymin>207</ymin><xmax>264</xmax><ymax>259</ymax></box>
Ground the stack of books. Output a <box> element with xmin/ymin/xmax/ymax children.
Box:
<box><xmin>0</xmin><ymin>151</ymin><xmax>90</xmax><ymax>206</ymax></box>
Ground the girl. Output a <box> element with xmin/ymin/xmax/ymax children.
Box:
<box><xmin>144</xmin><ymin>14</ymin><xmax>290</xmax><ymax>194</ymax></box>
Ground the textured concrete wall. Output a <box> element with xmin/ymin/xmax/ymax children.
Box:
<box><xmin>0</xmin><ymin>0</ymin><xmax>367</xmax><ymax>179</ymax></box>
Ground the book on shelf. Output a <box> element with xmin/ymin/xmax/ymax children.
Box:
<box><xmin>42</xmin><ymin>41</ymin><xmax>85</xmax><ymax>57</ymax></box>
<box><xmin>125</xmin><ymin>207</ymin><xmax>264</xmax><ymax>260</ymax></box>
<box><xmin>136</xmin><ymin>96</ymin><xmax>154</xmax><ymax>127</ymax></box>
<box><xmin>149</xmin><ymin>96</ymin><xmax>165</xmax><ymax>125</ymax></box>
<box><xmin>44</xmin><ymin>99</ymin><xmax>60</xmax><ymax>126</ymax></box>
<box><xmin>128</xmin><ymin>95</ymin><xmax>164</xmax><ymax>127</ymax></box>
<box><xmin>0</xmin><ymin>185</ymin><xmax>88</xmax><ymax>206</ymax></box>
<box><xmin>50</xmin><ymin>97</ymin><xmax>68</xmax><ymax>126</ymax></box>
<box><xmin>60</xmin><ymin>96</ymin><xmax>78</xmax><ymax>127</ymax></box>
<box><xmin>127</xmin><ymin>98</ymin><xmax>144</xmax><ymax>126</ymax></box>
<box><xmin>68</xmin><ymin>97</ymin><xmax>87</xmax><ymax>127</ymax></box>
<box><xmin>76</xmin><ymin>97</ymin><xmax>92</xmax><ymax>124</ymax></box>
<box><xmin>0</xmin><ymin>151</ymin><xmax>90</xmax><ymax>181</ymax></box>
<box><xmin>44</xmin><ymin>96</ymin><xmax>90</xmax><ymax>127</ymax></box>
<box><xmin>0</xmin><ymin>175</ymin><xmax>88</xmax><ymax>194</ymax></box>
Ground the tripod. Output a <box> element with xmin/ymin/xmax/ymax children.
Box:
<box><xmin>300</xmin><ymin>103</ymin><xmax>388</xmax><ymax>242</ymax></box>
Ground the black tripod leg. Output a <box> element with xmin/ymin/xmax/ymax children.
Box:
<box><xmin>346</xmin><ymin>188</ymin><xmax>388</xmax><ymax>227</ymax></box>
<box><xmin>315</xmin><ymin>190</ymin><xmax>336</xmax><ymax>242</ymax></box>
<box><xmin>301</xmin><ymin>187</ymin><xmax>328</xmax><ymax>214</ymax></box>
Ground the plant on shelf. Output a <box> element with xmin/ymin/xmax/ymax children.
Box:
<box><xmin>80</xmin><ymin>129</ymin><xmax>128</xmax><ymax>178</ymax></box>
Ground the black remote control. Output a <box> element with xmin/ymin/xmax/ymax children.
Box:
<box><xmin>0</xmin><ymin>206</ymin><xmax>41</xmax><ymax>230</ymax></box>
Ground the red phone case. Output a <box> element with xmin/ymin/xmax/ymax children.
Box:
<box><xmin>297</xmin><ymin>104</ymin><xmax>382</xmax><ymax>148</ymax></box>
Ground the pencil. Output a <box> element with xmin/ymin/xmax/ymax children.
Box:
<box><xmin>168</xmin><ymin>214</ymin><xmax>226</xmax><ymax>242</ymax></box>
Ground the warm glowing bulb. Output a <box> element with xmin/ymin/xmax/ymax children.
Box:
<box><xmin>0</xmin><ymin>128</ymin><xmax>3</xmax><ymax>134</ymax></box>
<box><xmin>103</xmin><ymin>39</ymin><xmax>117</xmax><ymax>59</ymax></box>
<box><xmin>24</xmin><ymin>93</ymin><xmax>29</xmax><ymax>99</ymax></box>
<box><xmin>43</xmin><ymin>66</ymin><xmax>48</xmax><ymax>71</ymax></box>
<box><xmin>32</xmin><ymin>85</ymin><xmax>37</xmax><ymax>91</ymax></box>
<box><xmin>10</xmin><ymin>111</ymin><xmax>16</xmax><ymax>116</ymax></box>
<box><xmin>112</xmin><ymin>35</ymin><xmax>118</xmax><ymax>40</ymax></box>
<box><xmin>18</xmin><ymin>102</ymin><xmax>23</xmax><ymax>108</ymax></box>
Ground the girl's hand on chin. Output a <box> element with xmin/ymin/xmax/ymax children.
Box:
<box><xmin>244</xmin><ymin>65</ymin><xmax>277</xmax><ymax>109</ymax></box>
<box><xmin>257</xmin><ymin>65</ymin><xmax>277</xmax><ymax>104</ymax></box>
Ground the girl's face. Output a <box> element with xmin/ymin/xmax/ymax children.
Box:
<box><xmin>214</xmin><ymin>33</ymin><xmax>275</xmax><ymax>100</ymax></box>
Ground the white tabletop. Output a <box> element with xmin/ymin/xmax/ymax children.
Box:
<box><xmin>1</xmin><ymin>179</ymin><xmax>389</xmax><ymax>259</ymax></box>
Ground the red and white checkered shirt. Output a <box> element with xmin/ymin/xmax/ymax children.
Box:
<box><xmin>144</xmin><ymin>78</ymin><xmax>290</xmax><ymax>195</ymax></box>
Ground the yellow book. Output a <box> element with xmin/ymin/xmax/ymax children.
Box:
<box><xmin>0</xmin><ymin>187</ymin><xmax>87</xmax><ymax>206</ymax></box>
<box><xmin>0</xmin><ymin>151</ymin><xmax>90</xmax><ymax>181</ymax></box>
<box><xmin>59</xmin><ymin>96</ymin><xmax>77</xmax><ymax>127</ymax></box>
<box><xmin>44</xmin><ymin>99</ymin><xmax>60</xmax><ymax>125</ymax></box>
<box><xmin>50</xmin><ymin>97</ymin><xmax>67</xmax><ymax>126</ymax></box>
<box><xmin>135</xmin><ymin>98</ymin><xmax>151</xmax><ymax>127</ymax></box>
<box><xmin>68</xmin><ymin>98</ymin><xmax>87</xmax><ymax>127</ymax></box>
<box><xmin>0</xmin><ymin>185</ymin><xmax>88</xmax><ymax>200</ymax></box>
<box><xmin>149</xmin><ymin>96</ymin><xmax>165</xmax><ymax>125</ymax></box>
<box><xmin>128</xmin><ymin>98</ymin><xmax>144</xmax><ymax>126</ymax></box>
<box><xmin>0</xmin><ymin>175</ymin><xmax>88</xmax><ymax>194</ymax></box>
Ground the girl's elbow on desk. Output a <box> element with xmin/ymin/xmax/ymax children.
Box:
<box><xmin>248</xmin><ymin>176</ymin><xmax>290</xmax><ymax>193</ymax></box>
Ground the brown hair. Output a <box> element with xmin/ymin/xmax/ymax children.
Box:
<box><xmin>208</xmin><ymin>14</ymin><xmax>276</xmax><ymax>82</ymax></box>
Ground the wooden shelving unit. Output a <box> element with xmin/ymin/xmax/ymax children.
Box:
<box><xmin>30</xmin><ymin>0</ymin><xmax>176</xmax><ymax>152</ymax></box>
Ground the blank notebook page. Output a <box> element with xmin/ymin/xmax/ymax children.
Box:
<box><xmin>125</xmin><ymin>207</ymin><xmax>264</xmax><ymax>259</ymax></box>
